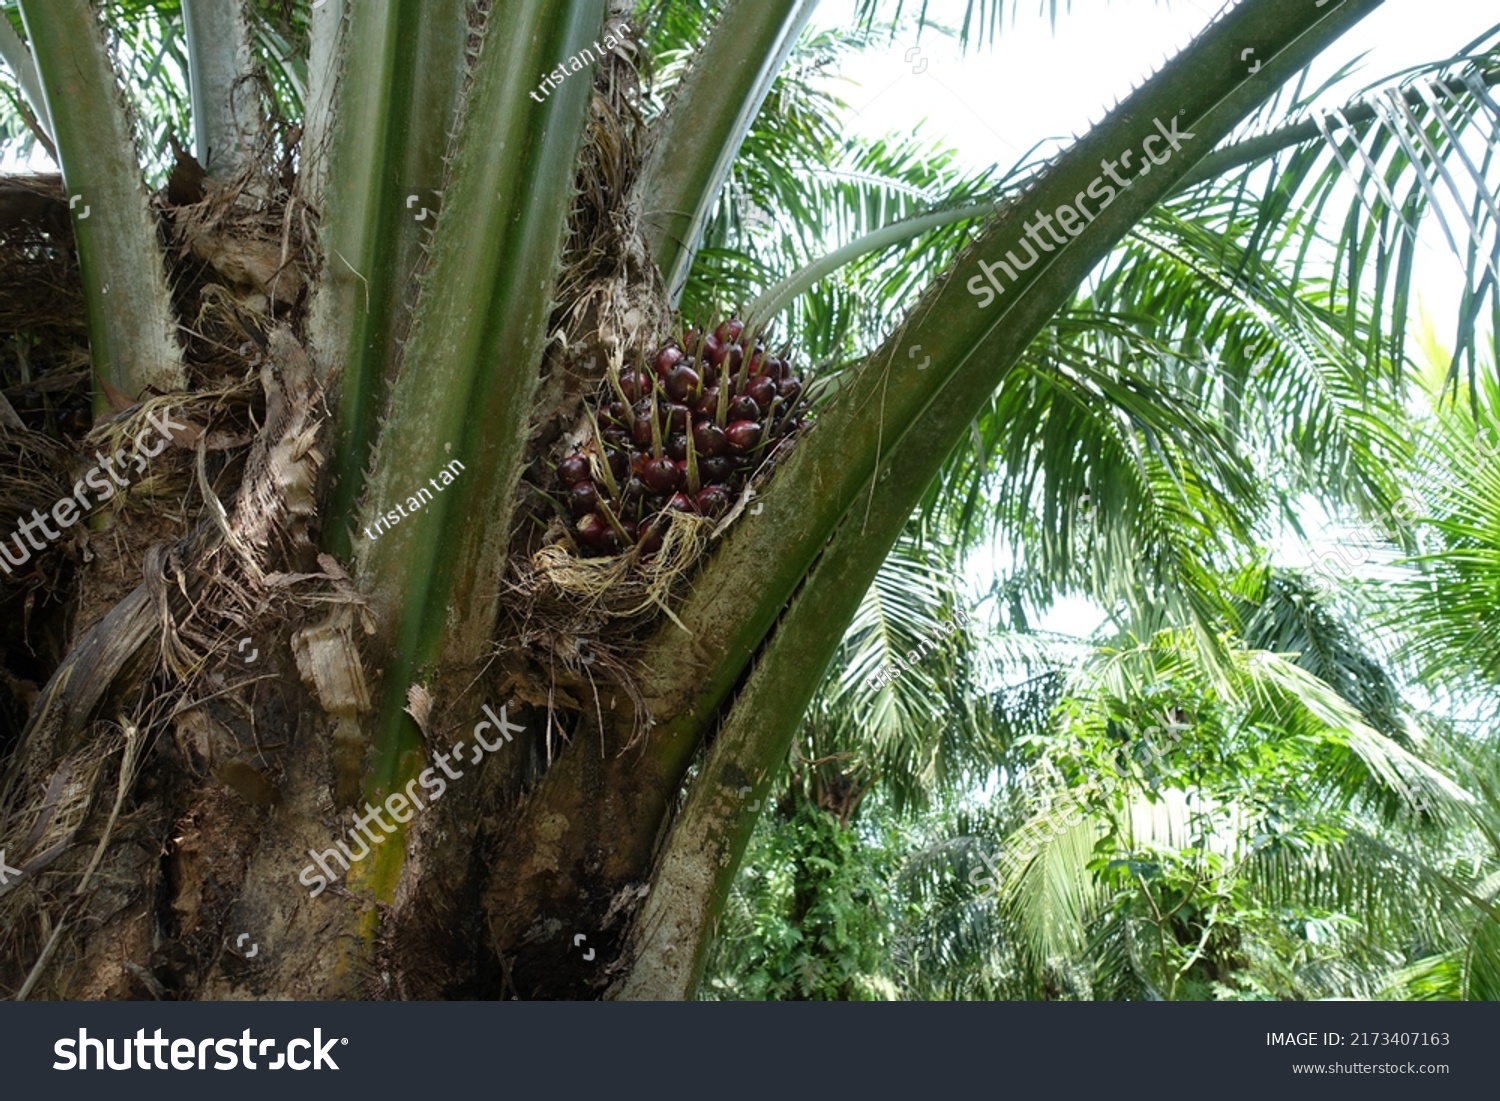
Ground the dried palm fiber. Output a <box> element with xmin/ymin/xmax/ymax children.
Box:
<box><xmin>0</xmin><ymin>118</ymin><xmax>324</xmax><ymax>995</ymax></box>
<box><xmin>163</xmin><ymin>103</ymin><xmax>314</xmax><ymax>387</ymax></box>
<box><xmin>0</xmin><ymin>329</ymin><xmax>364</xmax><ymax>995</ymax></box>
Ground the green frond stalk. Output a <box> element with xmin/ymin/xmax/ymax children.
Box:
<box><xmin>351</xmin><ymin>0</ymin><xmax>605</xmax><ymax>899</ymax></box>
<box><xmin>308</xmin><ymin>0</ymin><xmax>471</xmax><ymax>553</ymax></box>
<box><xmin>307</xmin><ymin>0</ymin><xmax>405</xmax><ymax>426</ymax></box>
<box><xmin>0</xmin><ymin>11</ymin><xmax>51</xmax><ymax>141</ymax></box>
<box><xmin>635</xmin><ymin>0</ymin><xmax>818</xmax><ymax>301</ymax></box>
<box><xmin>299</xmin><ymin>0</ymin><xmax>344</xmax><ymax>204</ymax></box>
<box><xmin>18</xmin><ymin>0</ymin><xmax>184</xmax><ymax>396</ymax></box>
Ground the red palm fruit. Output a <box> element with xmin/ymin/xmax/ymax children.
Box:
<box><xmin>701</xmin><ymin>334</ymin><xmax>722</xmax><ymax>365</ymax></box>
<box><xmin>637</xmin><ymin>525</ymin><xmax>664</xmax><ymax>556</ymax></box>
<box><xmin>620</xmin><ymin>371</ymin><xmax>653</xmax><ymax>400</ymax></box>
<box><xmin>607</xmin><ymin>450</ymin><xmax>629</xmax><ymax>481</ymax></box>
<box><xmin>635</xmin><ymin>513</ymin><xmax>667</xmax><ymax>555</ymax></box>
<box><xmin>654</xmin><ymin>345</ymin><xmax>683</xmax><ymax>376</ymax></box>
<box><xmin>700</xmin><ymin>361</ymin><xmax>719</xmax><ymax>387</ymax></box>
<box><xmin>744</xmin><ymin>350</ymin><xmax>769</xmax><ymax>377</ymax></box>
<box><xmin>683</xmin><ymin>328</ymin><xmax>700</xmax><ymax>350</ymax></box>
<box><xmin>715</xmin><ymin>319</ymin><xmax>744</xmax><ymax>344</ymax></box>
<box><xmin>664</xmin><ymin>403</ymin><xmax>692</xmax><ymax>431</ymax></box>
<box><xmin>693</xmin><ymin>485</ymin><xmax>730</xmax><ymax>515</ymax></box>
<box><xmin>692</xmin><ymin>421</ymin><xmax>728</xmax><ymax>456</ymax></box>
<box><xmin>641</xmin><ymin>456</ymin><xmax>683</xmax><ymax>494</ymax></box>
<box><xmin>694</xmin><ymin>386</ymin><xmax>721</xmax><ymax>416</ymax></box>
<box><xmin>698</xmin><ymin>455</ymin><xmax>732</xmax><ymax>482</ymax></box>
<box><xmin>721</xmin><ymin>343</ymin><xmax>743</xmax><ymax>376</ymax></box>
<box><xmin>568</xmin><ymin>481</ymin><xmax>600</xmax><ymax>516</ymax></box>
<box><xmin>728</xmin><ymin>395</ymin><xmax>759</xmax><ymax>423</ymax></box>
<box><xmin>631</xmin><ymin>414</ymin><xmax>654</xmax><ymax>448</ymax></box>
<box><xmin>619</xmin><ymin>518</ymin><xmax>640</xmax><ymax>542</ymax></box>
<box><xmin>576</xmin><ymin>512</ymin><xmax>615</xmax><ymax>552</ymax></box>
<box><xmin>667</xmin><ymin>433</ymin><xmax>689</xmax><ymax>461</ymax></box>
<box><xmin>558</xmin><ymin>452</ymin><xmax>591</xmax><ymax>484</ymax></box>
<box><xmin>604</xmin><ymin>425</ymin><xmax>630</xmax><ymax>449</ymax></box>
<box><xmin>620</xmin><ymin>475</ymin><xmax>648</xmax><ymax>504</ymax></box>
<box><xmin>745</xmin><ymin>375</ymin><xmax>776</xmax><ymax>411</ymax></box>
<box><xmin>765</xmin><ymin>356</ymin><xmax>788</xmax><ymax>380</ymax></box>
<box><xmin>725</xmin><ymin>420</ymin><xmax>762</xmax><ymax>452</ymax></box>
<box><xmin>777</xmin><ymin>377</ymin><xmax>802</xmax><ymax>403</ymax></box>
<box><xmin>666</xmin><ymin>492</ymin><xmax>695</xmax><ymax>513</ymax></box>
<box><xmin>605</xmin><ymin>401</ymin><xmax>629</xmax><ymax>424</ymax></box>
<box><xmin>664</xmin><ymin>364</ymin><xmax>701</xmax><ymax>402</ymax></box>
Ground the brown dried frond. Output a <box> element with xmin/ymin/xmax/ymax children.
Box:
<box><xmin>162</xmin><ymin>114</ymin><xmax>317</xmax><ymax>386</ymax></box>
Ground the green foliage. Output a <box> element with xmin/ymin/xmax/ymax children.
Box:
<box><xmin>703</xmin><ymin>797</ymin><xmax>906</xmax><ymax>1000</ymax></box>
<box><xmin>885</xmin><ymin>616</ymin><xmax>1493</xmax><ymax>1001</ymax></box>
<box><xmin>1376</xmin><ymin>344</ymin><xmax>1500</xmax><ymax>716</ymax></box>
<box><xmin>1</xmin><ymin>0</ymin><xmax>311</xmax><ymax>178</ymax></box>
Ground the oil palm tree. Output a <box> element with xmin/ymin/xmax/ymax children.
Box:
<box><xmin>0</xmin><ymin>0</ymin><xmax>1495</xmax><ymax>1002</ymax></box>
<box><xmin>902</xmin><ymin>596</ymin><xmax>1491</xmax><ymax>1000</ymax></box>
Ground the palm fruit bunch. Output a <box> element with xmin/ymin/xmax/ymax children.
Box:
<box><xmin>556</xmin><ymin>319</ymin><xmax>809</xmax><ymax>557</ymax></box>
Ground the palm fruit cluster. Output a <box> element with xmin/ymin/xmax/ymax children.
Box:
<box><xmin>556</xmin><ymin>319</ymin><xmax>809</xmax><ymax>557</ymax></box>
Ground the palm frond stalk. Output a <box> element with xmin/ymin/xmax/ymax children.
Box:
<box><xmin>181</xmin><ymin>0</ymin><xmax>258</xmax><ymax>178</ymax></box>
<box><xmin>634</xmin><ymin>0</ymin><xmax>819</xmax><ymax>301</ymax></box>
<box><xmin>18</xmin><ymin>0</ymin><xmax>183</xmax><ymax>394</ymax></box>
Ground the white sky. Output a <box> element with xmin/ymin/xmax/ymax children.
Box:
<box><xmin>810</xmin><ymin>0</ymin><xmax>1499</xmax><ymax>637</ymax></box>
<box><xmin>819</xmin><ymin>0</ymin><xmax>1497</xmax><ymax>175</ymax></box>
